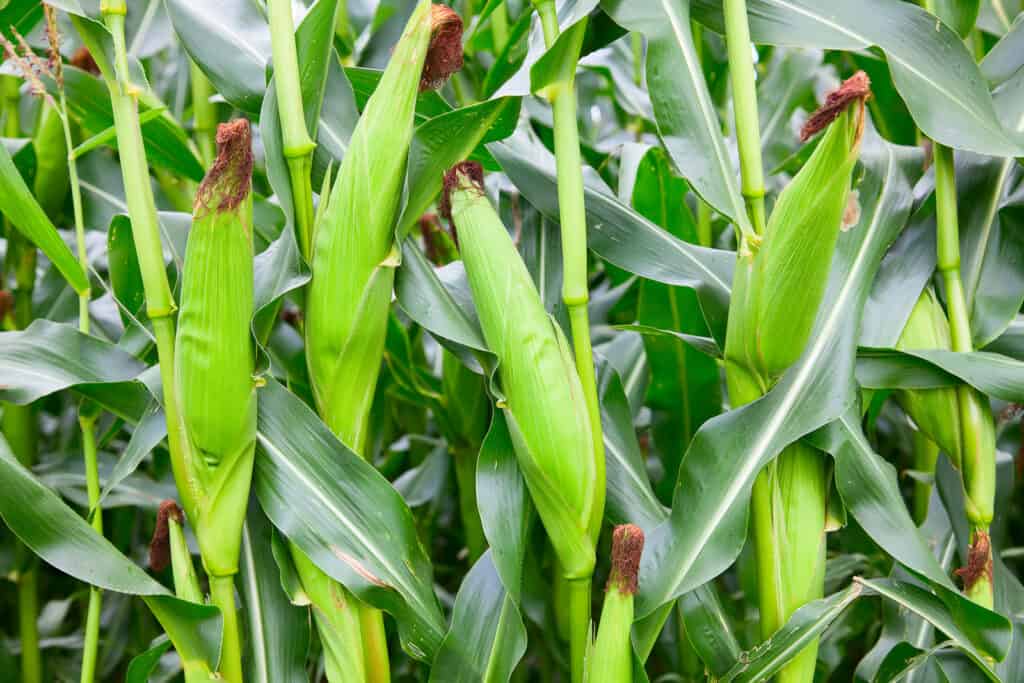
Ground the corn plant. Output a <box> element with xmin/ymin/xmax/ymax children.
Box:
<box><xmin>0</xmin><ymin>1</ymin><xmax>1023</xmax><ymax>682</ymax></box>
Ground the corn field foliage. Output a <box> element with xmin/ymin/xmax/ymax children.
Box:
<box><xmin>1</xmin><ymin>0</ymin><xmax>1024</xmax><ymax>681</ymax></box>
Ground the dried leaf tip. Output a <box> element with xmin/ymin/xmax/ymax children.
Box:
<box><xmin>955</xmin><ymin>530</ymin><xmax>993</xmax><ymax>592</ymax></box>
<box><xmin>195</xmin><ymin>119</ymin><xmax>254</xmax><ymax>215</ymax></box>
<box><xmin>149</xmin><ymin>500</ymin><xmax>184</xmax><ymax>572</ymax></box>
<box><xmin>440</xmin><ymin>161</ymin><xmax>484</xmax><ymax>224</ymax></box>
<box><xmin>607</xmin><ymin>524</ymin><xmax>644</xmax><ymax>596</ymax></box>
<box><xmin>800</xmin><ymin>71</ymin><xmax>871</xmax><ymax>142</ymax></box>
<box><xmin>421</xmin><ymin>4</ymin><xmax>464</xmax><ymax>92</ymax></box>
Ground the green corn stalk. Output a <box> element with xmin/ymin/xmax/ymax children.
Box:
<box><xmin>175</xmin><ymin>119</ymin><xmax>258</xmax><ymax>683</ymax></box>
<box><xmin>1</xmin><ymin>69</ymin><xmax>42</xmax><ymax>683</ymax></box>
<box><xmin>931</xmin><ymin>142</ymin><xmax>996</xmax><ymax>608</ymax></box>
<box><xmin>591</xmin><ymin>525</ymin><xmax>644</xmax><ymax>683</ymax></box>
<box><xmin>724</xmin><ymin>72</ymin><xmax>871</xmax><ymax>683</ymax></box>
<box><xmin>531</xmin><ymin>2</ymin><xmax>607</xmax><ymax>677</ymax></box>
<box><xmin>444</xmin><ymin>161</ymin><xmax>597</xmax><ymax>679</ymax></box>
<box><xmin>296</xmin><ymin>3</ymin><xmax>463</xmax><ymax>679</ymax></box>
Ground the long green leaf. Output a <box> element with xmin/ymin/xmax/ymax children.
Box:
<box><xmin>253</xmin><ymin>379</ymin><xmax>446</xmax><ymax>660</ymax></box>
<box><xmin>429</xmin><ymin>551</ymin><xmax>527</xmax><ymax>683</ymax></box>
<box><xmin>0</xmin><ymin>436</ymin><xmax>222</xmax><ymax>671</ymax></box>
<box><xmin>0</xmin><ymin>141</ymin><xmax>89</xmax><ymax>294</ymax></box>
<box><xmin>722</xmin><ymin>583</ymin><xmax>863</xmax><ymax>682</ymax></box>
<box><xmin>491</xmin><ymin>130</ymin><xmax>734</xmax><ymax>342</ymax></box>
<box><xmin>602</xmin><ymin>0</ymin><xmax>753</xmax><ymax>232</ymax></box>
<box><xmin>692</xmin><ymin>0</ymin><xmax>1024</xmax><ymax>156</ymax></box>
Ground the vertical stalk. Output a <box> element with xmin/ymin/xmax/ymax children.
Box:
<box><xmin>209</xmin><ymin>576</ymin><xmax>244</xmax><ymax>683</ymax></box>
<box><xmin>723</xmin><ymin>0</ymin><xmax>767</xmax><ymax>235</ymax></box>
<box><xmin>78</xmin><ymin>413</ymin><xmax>102</xmax><ymax>683</ymax></box>
<box><xmin>91</xmin><ymin>4</ymin><xmax>200</xmax><ymax>522</ymax></box>
<box><xmin>1</xmin><ymin>73</ymin><xmax>42</xmax><ymax>683</ymax></box>
<box><xmin>932</xmin><ymin>143</ymin><xmax>995</xmax><ymax>608</ymax></box>
<box><xmin>534</xmin><ymin>5</ymin><xmax>604</xmax><ymax>679</ymax></box>
<box><xmin>90</xmin><ymin>2</ymin><xmax>226</xmax><ymax>675</ymax></box>
<box><xmin>189</xmin><ymin>62</ymin><xmax>216</xmax><ymax>167</ymax></box>
<box><xmin>57</xmin><ymin>78</ymin><xmax>104</xmax><ymax>681</ymax></box>
<box><xmin>267</xmin><ymin>0</ymin><xmax>316</xmax><ymax>260</ymax></box>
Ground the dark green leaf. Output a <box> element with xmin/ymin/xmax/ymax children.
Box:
<box><xmin>254</xmin><ymin>379</ymin><xmax>446</xmax><ymax>660</ymax></box>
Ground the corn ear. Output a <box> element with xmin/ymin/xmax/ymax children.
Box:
<box><xmin>305</xmin><ymin>1</ymin><xmax>462</xmax><ymax>452</ymax></box>
<box><xmin>443</xmin><ymin>162</ymin><xmax>596</xmax><ymax>579</ymax></box>
<box><xmin>727</xmin><ymin>72</ymin><xmax>871</xmax><ymax>380</ymax></box>
<box><xmin>175</xmin><ymin>119</ymin><xmax>257</xmax><ymax>576</ymax></box>
<box><xmin>591</xmin><ymin>525</ymin><xmax>643</xmax><ymax>683</ymax></box>
<box><xmin>895</xmin><ymin>287</ymin><xmax>963</xmax><ymax>465</ymax></box>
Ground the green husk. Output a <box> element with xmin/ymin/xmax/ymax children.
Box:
<box><xmin>726</xmin><ymin>73</ymin><xmax>869</xmax><ymax>379</ymax></box>
<box><xmin>444</xmin><ymin>162</ymin><xmax>596</xmax><ymax>579</ymax></box>
<box><xmin>175</xmin><ymin>119</ymin><xmax>257</xmax><ymax>579</ymax></box>
<box><xmin>895</xmin><ymin>288</ymin><xmax>963</xmax><ymax>465</ymax></box>
<box><xmin>305</xmin><ymin>0</ymin><xmax>436</xmax><ymax>452</ymax></box>
<box><xmin>591</xmin><ymin>525</ymin><xmax>643</xmax><ymax>683</ymax></box>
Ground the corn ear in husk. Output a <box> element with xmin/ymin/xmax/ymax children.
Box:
<box><xmin>727</xmin><ymin>72</ymin><xmax>871</xmax><ymax>380</ymax></box>
<box><xmin>895</xmin><ymin>287</ymin><xmax>963</xmax><ymax>465</ymax></box>
<box><xmin>175</xmin><ymin>119</ymin><xmax>256</xmax><ymax>577</ymax></box>
<box><xmin>443</xmin><ymin>162</ymin><xmax>596</xmax><ymax>579</ymax></box>
<box><xmin>305</xmin><ymin>0</ymin><xmax>462</xmax><ymax>453</ymax></box>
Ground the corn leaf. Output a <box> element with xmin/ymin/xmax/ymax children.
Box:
<box><xmin>0</xmin><ymin>140</ymin><xmax>89</xmax><ymax>294</ymax></box>
<box><xmin>0</xmin><ymin>436</ymin><xmax>222</xmax><ymax>671</ymax></box>
<box><xmin>253</xmin><ymin>379</ymin><xmax>447</xmax><ymax>660</ymax></box>
<box><xmin>602</xmin><ymin>0</ymin><xmax>753</xmax><ymax>233</ymax></box>
<box><xmin>856</xmin><ymin>347</ymin><xmax>1024</xmax><ymax>401</ymax></box>
<box><xmin>429</xmin><ymin>551</ymin><xmax>527</xmax><ymax>683</ymax></box>
<box><xmin>692</xmin><ymin>0</ymin><xmax>1024</xmax><ymax>156</ymax></box>
<box><xmin>721</xmin><ymin>583</ymin><xmax>863</xmax><ymax>683</ymax></box>
<box><xmin>238</xmin><ymin>504</ymin><xmax>310</xmax><ymax>683</ymax></box>
<box><xmin>491</xmin><ymin>130</ymin><xmax>735</xmax><ymax>342</ymax></box>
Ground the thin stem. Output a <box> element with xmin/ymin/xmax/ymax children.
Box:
<box><xmin>267</xmin><ymin>0</ymin><xmax>317</xmax><ymax>260</ymax></box>
<box><xmin>189</xmin><ymin>61</ymin><xmax>216</xmax><ymax>167</ymax></box>
<box><xmin>535</xmin><ymin>0</ymin><xmax>605</xmax><ymax>546</ymax></box>
<box><xmin>17</xmin><ymin>565</ymin><xmax>40</xmax><ymax>683</ymax></box>
<box><xmin>567</xmin><ymin>577</ymin><xmax>591</xmax><ymax>683</ymax></box>
<box><xmin>91</xmin><ymin>6</ymin><xmax>201</xmax><ymax>522</ymax></box>
<box><xmin>535</xmin><ymin>7</ymin><xmax>602</xmax><ymax>679</ymax></box>
<box><xmin>79</xmin><ymin>414</ymin><xmax>102</xmax><ymax>683</ymax></box>
<box><xmin>209</xmin><ymin>576</ymin><xmax>244</xmax><ymax>683</ymax></box>
<box><xmin>933</xmin><ymin>143</ymin><xmax>995</xmax><ymax>608</ymax></box>
<box><xmin>723</xmin><ymin>0</ymin><xmax>767</xmax><ymax>236</ymax></box>
<box><xmin>64</xmin><ymin>91</ymin><xmax>102</xmax><ymax>680</ymax></box>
